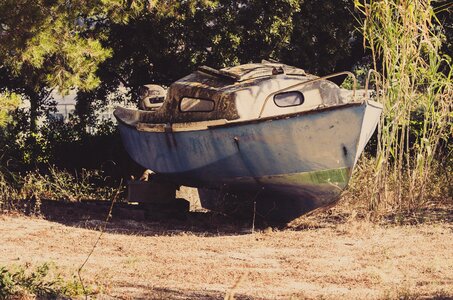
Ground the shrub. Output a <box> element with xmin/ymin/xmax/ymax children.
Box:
<box><xmin>0</xmin><ymin>263</ymin><xmax>89</xmax><ymax>299</ymax></box>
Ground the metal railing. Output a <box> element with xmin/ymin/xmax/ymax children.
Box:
<box><xmin>364</xmin><ymin>69</ymin><xmax>381</xmax><ymax>100</ymax></box>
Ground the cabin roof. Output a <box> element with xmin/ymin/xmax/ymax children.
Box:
<box><xmin>116</xmin><ymin>63</ymin><xmax>320</xmax><ymax>125</ymax></box>
<box><xmin>198</xmin><ymin>62</ymin><xmax>307</xmax><ymax>82</ymax></box>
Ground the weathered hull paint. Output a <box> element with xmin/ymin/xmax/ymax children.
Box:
<box><xmin>117</xmin><ymin>101</ymin><xmax>381</xmax><ymax>220</ymax></box>
<box><xmin>197</xmin><ymin>167</ymin><xmax>350</xmax><ymax>221</ymax></box>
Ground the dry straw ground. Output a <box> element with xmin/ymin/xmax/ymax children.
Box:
<box><xmin>1</xmin><ymin>205</ymin><xmax>452</xmax><ymax>300</ymax></box>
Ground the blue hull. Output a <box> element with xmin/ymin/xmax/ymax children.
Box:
<box><xmin>117</xmin><ymin>101</ymin><xmax>381</xmax><ymax>220</ymax></box>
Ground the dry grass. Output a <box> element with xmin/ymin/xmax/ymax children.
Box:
<box><xmin>339</xmin><ymin>155</ymin><xmax>453</xmax><ymax>221</ymax></box>
<box><xmin>0</xmin><ymin>166</ymin><xmax>123</xmax><ymax>214</ymax></box>
<box><xmin>0</xmin><ymin>212</ymin><xmax>452</xmax><ymax>299</ymax></box>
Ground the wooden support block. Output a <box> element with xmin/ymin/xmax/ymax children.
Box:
<box><xmin>128</xmin><ymin>180</ymin><xmax>177</xmax><ymax>204</ymax></box>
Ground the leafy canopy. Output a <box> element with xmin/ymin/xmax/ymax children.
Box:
<box><xmin>0</xmin><ymin>92</ymin><xmax>20</xmax><ymax>127</ymax></box>
<box><xmin>0</xmin><ymin>0</ymin><xmax>151</xmax><ymax>93</ymax></box>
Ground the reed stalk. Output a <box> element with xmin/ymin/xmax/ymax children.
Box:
<box><xmin>355</xmin><ymin>0</ymin><xmax>452</xmax><ymax>212</ymax></box>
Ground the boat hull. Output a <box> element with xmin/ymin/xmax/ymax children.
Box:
<box><xmin>117</xmin><ymin>101</ymin><xmax>382</xmax><ymax>220</ymax></box>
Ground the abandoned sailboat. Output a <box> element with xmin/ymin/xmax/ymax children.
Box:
<box><xmin>114</xmin><ymin>62</ymin><xmax>382</xmax><ymax>221</ymax></box>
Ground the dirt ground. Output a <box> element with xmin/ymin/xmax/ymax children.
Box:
<box><xmin>1</xmin><ymin>203</ymin><xmax>452</xmax><ymax>300</ymax></box>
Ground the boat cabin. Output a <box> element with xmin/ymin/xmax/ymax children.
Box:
<box><xmin>116</xmin><ymin>62</ymin><xmax>357</xmax><ymax>127</ymax></box>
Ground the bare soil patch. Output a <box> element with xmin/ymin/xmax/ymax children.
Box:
<box><xmin>0</xmin><ymin>204</ymin><xmax>452</xmax><ymax>299</ymax></box>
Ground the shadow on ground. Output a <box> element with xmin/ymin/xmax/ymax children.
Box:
<box><xmin>111</xmin><ymin>285</ymin><xmax>255</xmax><ymax>300</ymax></box>
<box><xmin>7</xmin><ymin>199</ymin><xmax>268</xmax><ymax>236</ymax></box>
<box><xmin>4</xmin><ymin>199</ymin><xmax>452</xmax><ymax>237</ymax></box>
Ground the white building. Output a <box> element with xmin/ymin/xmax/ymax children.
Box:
<box><xmin>49</xmin><ymin>90</ymin><xmax>77</xmax><ymax>122</ymax></box>
<box><xmin>19</xmin><ymin>87</ymin><xmax>134</xmax><ymax>130</ymax></box>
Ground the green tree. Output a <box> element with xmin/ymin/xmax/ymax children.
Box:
<box><xmin>0</xmin><ymin>0</ymin><xmax>144</xmax><ymax>92</ymax></box>
<box><xmin>0</xmin><ymin>0</ymin><xmax>147</xmax><ymax>127</ymax></box>
<box><xmin>282</xmin><ymin>0</ymin><xmax>361</xmax><ymax>75</ymax></box>
<box><xmin>0</xmin><ymin>0</ymin><xmax>148</xmax><ymax>163</ymax></box>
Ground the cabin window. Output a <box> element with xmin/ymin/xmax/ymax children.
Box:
<box><xmin>274</xmin><ymin>91</ymin><xmax>304</xmax><ymax>107</ymax></box>
<box><xmin>180</xmin><ymin>97</ymin><xmax>215</xmax><ymax>112</ymax></box>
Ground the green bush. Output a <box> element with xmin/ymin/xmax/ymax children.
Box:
<box><xmin>0</xmin><ymin>263</ymin><xmax>89</xmax><ymax>299</ymax></box>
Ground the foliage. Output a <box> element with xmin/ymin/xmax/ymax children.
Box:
<box><xmin>355</xmin><ymin>0</ymin><xmax>452</xmax><ymax>211</ymax></box>
<box><xmin>0</xmin><ymin>92</ymin><xmax>20</xmax><ymax>127</ymax></box>
<box><xmin>0</xmin><ymin>0</ymin><xmax>148</xmax><ymax>93</ymax></box>
<box><xmin>0</xmin><ymin>165</ymin><xmax>124</xmax><ymax>212</ymax></box>
<box><xmin>20</xmin><ymin>166</ymin><xmax>122</xmax><ymax>202</ymax></box>
<box><xmin>91</xmin><ymin>0</ymin><xmax>359</xmax><ymax>87</ymax></box>
<box><xmin>0</xmin><ymin>263</ymin><xmax>89</xmax><ymax>299</ymax></box>
<box><xmin>0</xmin><ymin>0</ymin><xmax>220</xmax><ymax>94</ymax></box>
<box><xmin>0</xmin><ymin>169</ymin><xmax>18</xmax><ymax>210</ymax></box>
<box><xmin>282</xmin><ymin>0</ymin><xmax>361</xmax><ymax>75</ymax></box>
<box><xmin>0</xmin><ymin>0</ymin><xmax>148</xmax><ymax>159</ymax></box>
<box><xmin>345</xmin><ymin>155</ymin><xmax>451</xmax><ymax>217</ymax></box>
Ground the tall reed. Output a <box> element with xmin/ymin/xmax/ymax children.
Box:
<box><xmin>355</xmin><ymin>0</ymin><xmax>452</xmax><ymax>212</ymax></box>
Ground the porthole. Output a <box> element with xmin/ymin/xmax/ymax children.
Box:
<box><xmin>180</xmin><ymin>97</ymin><xmax>215</xmax><ymax>112</ymax></box>
<box><xmin>274</xmin><ymin>91</ymin><xmax>304</xmax><ymax>107</ymax></box>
